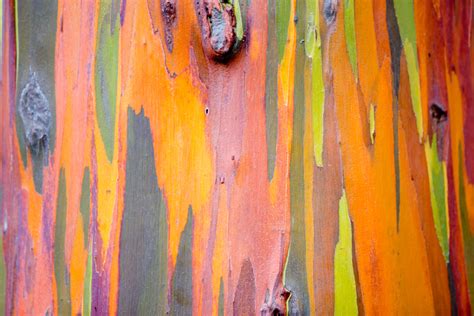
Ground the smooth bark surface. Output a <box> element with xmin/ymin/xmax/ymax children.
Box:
<box><xmin>1</xmin><ymin>0</ymin><xmax>474</xmax><ymax>314</ymax></box>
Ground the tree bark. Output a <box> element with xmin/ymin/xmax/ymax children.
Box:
<box><xmin>1</xmin><ymin>0</ymin><xmax>474</xmax><ymax>314</ymax></box>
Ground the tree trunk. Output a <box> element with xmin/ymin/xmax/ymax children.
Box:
<box><xmin>1</xmin><ymin>0</ymin><xmax>474</xmax><ymax>314</ymax></box>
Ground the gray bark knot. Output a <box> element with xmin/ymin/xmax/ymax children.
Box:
<box><xmin>19</xmin><ymin>72</ymin><xmax>51</xmax><ymax>155</ymax></box>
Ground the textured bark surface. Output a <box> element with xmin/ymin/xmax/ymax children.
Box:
<box><xmin>1</xmin><ymin>0</ymin><xmax>474</xmax><ymax>314</ymax></box>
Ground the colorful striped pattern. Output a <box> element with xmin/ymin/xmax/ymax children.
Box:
<box><xmin>1</xmin><ymin>0</ymin><xmax>474</xmax><ymax>314</ymax></box>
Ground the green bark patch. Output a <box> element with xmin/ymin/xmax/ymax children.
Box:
<box><xmin>170</xmin><ymin>206</ymin><xmax>194</xmax><ymax>315</ymax></box>
<box><xmin>83</xmin><ymin>249</ymin><xmax>92</xmax><ymax>316</ymax></box>
<box><xmin>218</xmin><ymin>277</ymin><xmax>225</xmax><ymax>316</ymax></box>
<box><xmin>80</xmin><ymin>168</ymin><xmax>90</xmax><ymax>249</ymax></box>
<box><xmin>15</xmin><ymin>0</ymin><xmax>58</xmax><ymax>193</ymax></box>
<box><xmin>276</xmin><ymin>0</ymin><xmax>291</xmax><ymax>62</ymax></box>
<box><xmin>284</xmin><ymin>1</ymin><xmax>310</xmax><ymax>312</ymax></box>
<box><xmin>343</xmin><ymin>0</ymin><xmax>357</xmax><ymax>80</ymax></box>
<box><xmin>305</xmin><ymin>0</ymin><xmax>325</xmax><ymax>166</ymax></box>
<box><xmin>394</xmin><ymin>0</ymin><xmax>422</xmax><ymax>140</ymax></box>
<box><xmin>95</xmin><ymin>0</ymin><xmax>120</xmax><ymax>162</ymax></box>
<box><xmin>426</xmin><ymin>136</ymin><xmax>449</xmax><ymax>261</ymax></box>
<box><xmin>458</xmin><ymin>144</ymin><xmax>474</xmax><ymax>307</ymax></box>
<box><xmin>118</xmin><ymin>107</ymin><xmax>168</xmax><ymax>315</ymax></box>
<box><xmin>334</xmin><ymin>191</ymin><xmax>358</xmax><ymax>315</ymax></box>
<box><xmin>54</xmin><ymin>169</ymin><xmax>71</xmax><ymax>315</ymax></box>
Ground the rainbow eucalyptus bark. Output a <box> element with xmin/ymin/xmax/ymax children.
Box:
<box><xmin>1</xmin><ymin>0</ymin><xmax>474</xmax><ymax>314</ymax></box>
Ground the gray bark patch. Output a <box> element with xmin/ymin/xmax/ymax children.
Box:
<box><xmin>19</xmin><ymin>73</ymin><xmax>51</xmax><ymax>156</ymax></box>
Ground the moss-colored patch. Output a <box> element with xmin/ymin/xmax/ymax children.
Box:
<box><xmin>82</xmin><ymin>249</ymin><xmax>92</xmax><ymax>316</ymax></box>
<box><xmin>54</xmin><ymin>169</ymin><xmax>71</xmax><ymax>315</ymax></box>
<box><xmin>425</xmin><ymin>135</ymin><xmax>449</xmax><ymax>261</ymax></box>
<box><xmin>306</xmin><ymin>0</ymin><xmax>325</xmax><ymax>167</ymax></box>
<box><xmin>276</xmin><ymin>0</ymin><xmax>291</xmax><ymax>62</ymax></box>
<box><xmin>334</xmin><ymin>191</ymin><xmax>358</xmax><ymax>316</ymax></box>
<box><xmin>80</xmin><ymin>168</ymin><xmax>90</xmax><ymax>248</ymax></box>
<box><xmin>95</xmin><ymin>0</ymin><xmax>120</xmax><ymax>162</ymax></box>
<box><xmin>344</xmin><ymin>0</ymin><xmax>358</xmax><ymax>79</ymax></box>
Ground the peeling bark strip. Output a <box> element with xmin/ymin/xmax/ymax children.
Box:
<box><xmin>3</xmin><ymin>0</ymin><xmax>474</xmax><ymax>314</ymax></box>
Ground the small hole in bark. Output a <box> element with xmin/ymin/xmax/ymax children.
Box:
<box><xmin>205</xmin><ymin>107</ymin><xmax>209</xmax><ymax>115</ymax></box>
<box><xmin>280</xmin><ymin>289</ymin><xmax>291</xmax><ymax>300</ymax></box>
<box><xmin>271</xmin><ymin>308</ymin><xmax>284</xmax><ymax>316</ymax></box>
<box><xmin>430</xmin><ymin>103</ymin><xmax>447</xmax><ymax>124</ymax></box>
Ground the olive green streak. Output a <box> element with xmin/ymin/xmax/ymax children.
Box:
<box><xmin>54</xmin><ymin>169</ymin><xmax>71</xmax><ymax>315</ymax></box>
<box><xmin>404</xmin><ymin>41</ymin><xmax>423</xmax><ymax>141</ymax></box>
<box><xmin>95</xmin><ymin>0</ymin><xmax>120</xmax><ymax>162</ymax></box>
<box><xmin>233</xmin><ymin>0</ymin><xmax>244</xmax><ymax>41</ymax></box>
<box><xmin>393</xmin><ymin>0</ymin><xmax>423</xmax><ymax>140</ymax></box>
<box><xmin>284</xmin><ymin>0</ymin><xmax>310</xmax><ymax>313</ymax></box>
<box><xmin>334</xmin><ymin>191</ymin><xmax>358</xmax><ymax>316</ymax></box>
<box><xmin>458</xmin><ymin>144</ymin><xmax>474</xmax><ymax>307</ymax></box>
<box><xmin>276</xmin><ymin>0</ymin><xmax>291</xmax><ymax>62</ymax></box>
<box><xmin>305</xmin><ymin>0</ymin><xmax>325</xmax><ymax>166</ymax></box>
<box><xmin>171</xmin><ymin>206</ymin><xmax>194</xmax><ymax>315</ymax></box>
<box><xmin>82</xmin><ymin>249</ymin><xmax>92</xmax><ymax>316</ymax></box>
<box><xmin>218</xmin><ymin>277</ymin><xmax>225</xmax><ymax>316</ymax></box>
<box><xmin>425</xmin><ymin>136</ymin><xmax>449</xmax><ymax>261</ymax></box>
<box><xmin>343</xmin><ymin>0</ymin><xmax>358</xmax><ymax>80</ymax></box>
<box><xmin>80</xmin><ymin>168</ymin><xmax>90</xmax><ymax>248</ymax></box>
<box><xmin>80</xmin><ymin>168</ymin><xmax>91</xmax><ymax>315</ymax></box>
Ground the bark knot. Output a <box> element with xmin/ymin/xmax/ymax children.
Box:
<box><xmin>19</xmin><ymin>72</ymin><xmax>51</xmax><ymax>156</ymax></box>
<box><xmin>196</xmin><ymin>0</ymin><xmax>240</xmax><ymax>61</ymax></box>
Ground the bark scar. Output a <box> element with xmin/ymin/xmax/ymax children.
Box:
<box><xmin>195</xmin><ymin>0</ymin><xmax>240</xmax><ymax>61</ymax></box>
<box><xmin>19</xmin><ymin>72</ymin><xmax>51</xmax><ymax>157</ymax></box>
<box><xmin>430</xmin><ymin>103</ymin><xmax>448</xmax><ymax>159</ymax></box>
<box><xmin>161</xmin><ymin>0</ymin><xmax>177</xmax><ymax>52</ymax></box>
<box><xmin>260</xmin><ymin>287</ymin><xmax>291</xmax><ymax>316</ymax></box>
